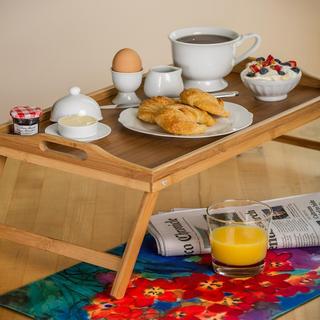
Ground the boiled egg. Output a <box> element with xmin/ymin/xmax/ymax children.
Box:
<box><xmin>112</xmin><ymin>48</ymin><xmax>142</xmax><ymax>73</ymax></box>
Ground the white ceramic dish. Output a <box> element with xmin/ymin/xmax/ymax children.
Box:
<box><xmin>45</xmin><ymin>122</ymin><xmax>111</xmax><ymax>142</ymax></box>
<box><xmin>111</xmin><ymin>70</ymin><xmax>143</xmax><ymax>105</ymax></box>
<box><xmin>58</xmin><ymin>115</ymin><xmax>98</xmax><ymax>139</ymax></box>
<box><xmin>118</xmin><ymin>102</ymin><xmax>253</xmax><ymax>138</ymax></box>
<box><xmin>50</xmin><ymin>87</ymin><xmax>103</xmax><ymax>122</ymax></box>
<box><xmin>240</xmin><ymin>70</ymin><xmax>302</xmax><ymax>101</ymax></box>
<box><xmin>144</xmin><ymin>65</ymin><xmax>184</xmax><ymax>98</ymax></box>
<box><xmin>169</xmin><ymin>27</ymin><xmax>261</xmax><ymax>91</ymax></box>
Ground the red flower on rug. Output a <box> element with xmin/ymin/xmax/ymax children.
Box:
<box><xmin>236</xmin><ymin>273</ymin><xmax>291</xmax><ymax>295</ymax></box>
<box><xmin>174</xmin><ymin>273</ymin><xmax>229</xmax><ymax>301</ymax></box>
<box><xmin>196</xmin><ymin>308</ymin><xmax>241</xmax><ymax>320</ymax></box>
<box><xmin>208</xmin><ymin>291</ymin><xmax>258</xmax><ymax>314</ymax></box>
<box><xmin>162</xmin><ymin>305</ymin><xmax>206</xmax><ymax>320</ymax></box>
<box><xmin>229</xmin><ymin>277</ymin><xmax>279</xmax><ymax>303</ymax></box>
<box><xmin>84</xmin><ymin>291</ymin><xmax>160</xmax><ymax>319</ymax></box>
<box><xmin>264</xmin><ymin>251</ymin><xmax>294</xmax><ymax>273</ymax></box>
<box><xmin>279</xmin><ymin>271</ymin><xmax>317</xmax><ymax>296</ymax></box>
<box><xmin>231</xmin><ymin>271</ymin><xmax>313</xmax><ymax>301</ymax></box>
<box><xmin>126</xmin><ymin>277</ymin><xmax>181</xmax><ymax>307</ymax></box>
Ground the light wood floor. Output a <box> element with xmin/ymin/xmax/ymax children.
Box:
<box><xmin>0</xmin><ymin>120</ymin><xmax>319</xmax><ymax>320</ymax></box>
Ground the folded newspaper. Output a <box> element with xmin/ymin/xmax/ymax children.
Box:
<box><xmin>148</xmin><ymin>192</ymin><xmax>320</xmax><ymax>256</ymax></box>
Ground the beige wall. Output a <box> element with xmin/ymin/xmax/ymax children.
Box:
<box><xmin>0</xmin><ymin>0</ymin><xmax>319</xmax><ymax>122</ymax></box>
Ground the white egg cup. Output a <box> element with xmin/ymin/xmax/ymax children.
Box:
<box><xmin>111</xmin><ymin>70</ymin><xmax>143</xmax><ymax>105</ymax></box>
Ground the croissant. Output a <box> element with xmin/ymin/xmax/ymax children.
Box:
<box><xmin>180</xmin><ymin>88</ymin><xmax>229</xmax><ymax>117</ymax></box>
<box><xmin>137</xmin><ymin>96</ymin><xmax>176</xmax><ymax>124</ymax></box>
<box><xmin>155</xmin><ymin>105</ymin><xmax>207</xmax><ymax>135</ymax></box>
<box><xmin>165</xmin><ymin>104</ymin><xmax>216</xmax><ymax>127</ymax></box>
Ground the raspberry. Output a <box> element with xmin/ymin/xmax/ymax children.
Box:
<box><xmin>271</xmin><ymin>64</ymin><xmax>282</xmax><ymax>72</ymax></box>
<box><xmin>288</xmin><ymin>60</ymin><xmax>297</xmax><ymax>67</ymax></box>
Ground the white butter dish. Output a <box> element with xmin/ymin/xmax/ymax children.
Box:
<box><xmin>57</xmin><ymin>115</ymin><xmax>98</xmax><ymax>139</ymax></box>
<box><xmin>51</xmin><ymin>86</ymin><xmax>103</xmax><ymax>122</ymax></box>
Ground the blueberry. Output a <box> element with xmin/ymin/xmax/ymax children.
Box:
<box><xmin>281</xmin><ymin>62</ymin><xmax>291</xmax><ymax>66</ymax></box>
<box><xmin>278</xmin><ymin>71</ymin><xmax>285</xmax><ymax>75</ymax></box>
<box><xmin>259</xmin><ymin>67</ymin><xmax>268</xmax><ymax>74</ymax></box>
<box><xmin>246</xmin><ymin>72</ymin><xmax>255</xmax><ymax>77</ymax></box>
<box><xmin>291</xmin><ymin>67</ymin><xmax>300</xmax><ymax>73</ymax></box>
<box><xmin>256</xmin><ymin>57</ymin><xmax>265</xmax><ymax>62</ymax></box>
<box><xmin>275</xmin><ymin>58</ymin><xmax>281</xmax><ymax>64</ymax></box>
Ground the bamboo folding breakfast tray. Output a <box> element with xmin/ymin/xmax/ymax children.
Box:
<box><xmin>0</xmin><ymin>60</ymin><xmax>319</xmax><ymax>299</ymax></box>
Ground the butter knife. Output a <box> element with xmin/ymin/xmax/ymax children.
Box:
<box><xmin>100</xmin><ymin>91</ymin><xmax>239</xmax><ymax>109</ymax></box>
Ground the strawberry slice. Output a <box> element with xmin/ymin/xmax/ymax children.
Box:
<box><xmin>271</xmin><ymin>64</ymin><xmax>282</xmax><ymax>72</ymax></box>
<box><xmin>250</xmin><ymin>64</ymin><xmax>261</xmax><ymax>73</ymax></box>
<box><xmin>264</xmin><ymin>54</ymin><xmax>274</xmax><ymax>66</ymax></box>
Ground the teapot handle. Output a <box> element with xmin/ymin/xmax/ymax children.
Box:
<box><xmin>234</xmin><ymin>33</ymin><xmax>261</xmax><ymax>65</ymax></box>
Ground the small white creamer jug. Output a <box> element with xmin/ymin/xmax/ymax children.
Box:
<box><xmin>144</xmin><ymin>65</ymin><xmax>184</xmax><ymax>98</ymax></box>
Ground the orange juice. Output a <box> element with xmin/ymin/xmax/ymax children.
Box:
<box><xmin>210</xmin><ymin>225</ymin><xmax>268</xmax><ymax>266</ymax></box>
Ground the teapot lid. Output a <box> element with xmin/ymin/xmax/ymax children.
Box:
<box><xmin>50</xmin><ymin>86</ymin><xmax>102</xmax><ymax>122</ymax></box>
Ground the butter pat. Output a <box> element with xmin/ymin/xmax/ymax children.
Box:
<box><xmin>59</xmin><ymin>115</ymin><xmax>97</xmax><ymax>127</ymax></box>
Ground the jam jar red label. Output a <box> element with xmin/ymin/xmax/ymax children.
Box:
<box><xmin>10</xmin><ymin>106</ymin><xmax>42</xmax><ymax>135</ymax></box>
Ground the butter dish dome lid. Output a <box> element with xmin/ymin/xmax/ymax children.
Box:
<box><xmin>50</xmin><ymin>86</ymin><xmax>103</xmax><ymax>122</ymax></box>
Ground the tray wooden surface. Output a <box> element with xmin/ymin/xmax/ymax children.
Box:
<box><xmin>0</xmin><ymin>60</ymin><xmax>319</xmax><ymax>192</ymax></box>
<box><xmin>89</xmin><ymin>74</ymin><xmax>320</xmax><ymax>168</ymax></box>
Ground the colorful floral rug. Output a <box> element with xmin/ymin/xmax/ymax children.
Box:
<box><xmin>0</xmin><ymin>235</ymin><xmax>320</xmax><ymax>320</ymax></box>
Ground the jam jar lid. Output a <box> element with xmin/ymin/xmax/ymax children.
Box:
<box><xmin>10</xmin><ymin>106</ymin><xmax>42</xmax><ymax>119</ymax></box>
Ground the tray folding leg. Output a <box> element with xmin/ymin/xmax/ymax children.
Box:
<box><xmin>110</xmin><ymin>191</ymin><xmax>159</xmax><ymax>299</ymax></box>
<box><xmin>274</xmin><ymin>135</ymin><xmax>320</xmax><ymax>151</ymax></box>
<box><xmin>0</xmin><ymin>133</ymin><xmax>160</xmax><ymax>299</ymax></box>
<box><xmin>0</xmin><ymin>166</ymin><xmax>158</xmax><ymax>300</ymax></box>
<box><xmin>0</xmin><ymin>152</ymin><xmax>123</xmax><ymax>272</ymax></box>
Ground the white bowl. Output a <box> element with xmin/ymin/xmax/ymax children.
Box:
<box><xmin>240</xmin><ymin>70</ymin><xmax>302</xmax><ymax>102</ymax></box>
<box><xmin>51</xmin><ymin>86</ymin><xmax>103</xmax><ymax>122</ymax></box>
<box><xmin>57</xmin><ymin>115</ymin><xmax>98</xmax><ymax>139</ymax></box>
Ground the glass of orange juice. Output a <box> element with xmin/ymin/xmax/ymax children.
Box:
<box><xmin>207</xmin><ymin>199</ymin><xmax>272</xmax><ymax>277</ymax></box>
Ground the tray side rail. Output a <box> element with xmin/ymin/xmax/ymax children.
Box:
<box><xmin>0</xmin><ymin>133</ymin><xmax>153</xmax><ymax>191</ymax></box>
<box><xmin>151</xmin><ymin>98</ymin><xmax>320</xmax><ymax>191</ymax></box>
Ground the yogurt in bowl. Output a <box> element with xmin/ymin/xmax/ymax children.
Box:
<box><xmin>241</xmin><ymin>55</ymin><xmax>302</xmax><ymax>101</ymax></box>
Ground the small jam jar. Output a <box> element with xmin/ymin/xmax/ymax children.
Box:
<box><xmin>10</xmin><ymin>106</ymin><xmax>42</xmax><ymax>135</ymax></box>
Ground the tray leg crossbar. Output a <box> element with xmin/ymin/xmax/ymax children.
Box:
<box><xmin>110</xmin><ymin>191</ymin><xmax>159</xmax><ymax>299</ymax></box>
<box><xmin>274</xmin><ymin>135</ymin><xmax>320</xmax><ymax>151</ymax></box>
<box><xmin>0</xmin><ymin>224</ymin><xmax>122</xmax><ymax>271</ymax></box>
<box><xmin>0</xmin><ymin>184</ymin><xmax>159</xmax><ymax>299</ymax></box>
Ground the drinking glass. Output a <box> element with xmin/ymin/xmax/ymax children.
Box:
<box><xmin>206</xmin><ymin>199</ymin><xmax>273</xmax><ymax>277</ymax></box>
